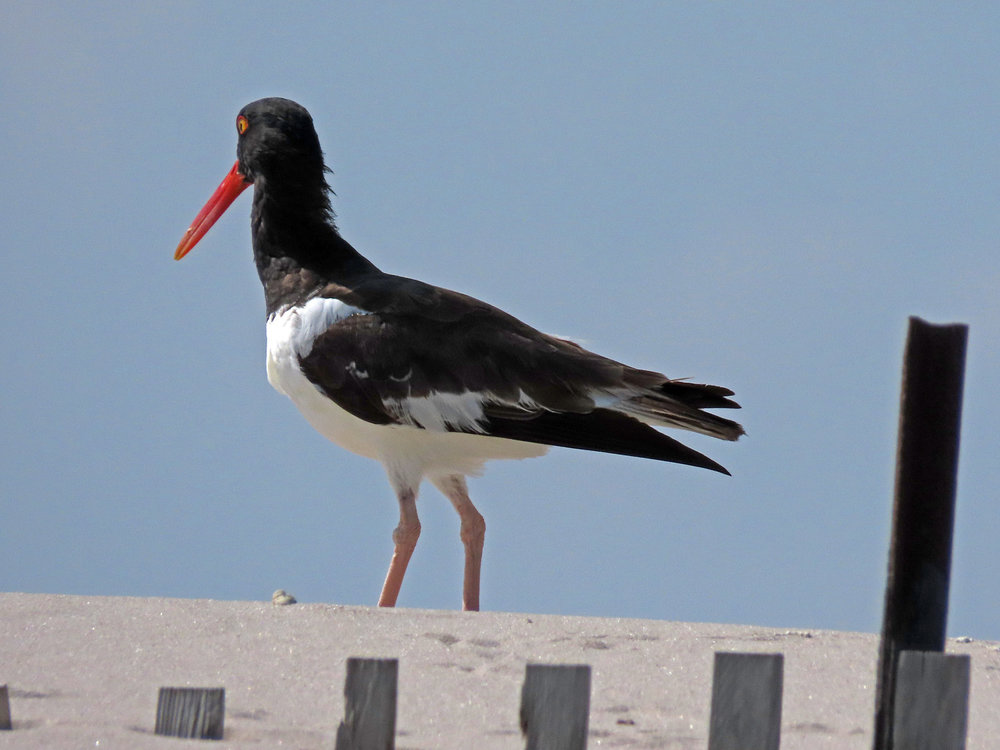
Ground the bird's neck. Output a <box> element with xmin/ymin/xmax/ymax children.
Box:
<box><xmin>250</xmin><ymin>176</ymin><xmax>380</xmax><ymax>315</ymax></box>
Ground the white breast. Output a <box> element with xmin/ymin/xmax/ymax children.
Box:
<box><xmin>265</xmin><ymin>299</ymin><xmax>379</xmax><ymax>459</ymax></box>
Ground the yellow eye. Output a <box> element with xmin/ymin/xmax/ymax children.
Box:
<box><xmin>236</xmin><ymin>115</ymin><xmax>249</xmax><ymax>135</ymax></box>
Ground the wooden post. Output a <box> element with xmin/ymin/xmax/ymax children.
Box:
<box><xmin>0</xmin><ymin>685</ymin><xmax>10</xmax><ymax>730</ymax></box>
<box><xmin>892</xmin><ymin>651</ymin><xmax>970</xmax><ymax>750</ymax></box>
<box><xmin>873</xmin><ymin>317</ymin><xmax>968</xmax><ymax>750</ymax></box>
<box><xmin>520</xmin><ymin>663</ymin><xmax>591</xmax><ymax>750</ymax></box>
<box><xmin>154</xmin><ymin>687</ymin><xmax>225</xmax><ymax>740</ymax></box>
<box><xmin>335</xmin><ymin>657</ymin><xmax>398</xmax><ymax>750</ymax></box>
<box><xmin>707</xmin><ymin>652</ymin><xmax>783</xmax><ymax>750</ymax></box>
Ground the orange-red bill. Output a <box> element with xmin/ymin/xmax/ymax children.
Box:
<box><xmin>174</xmin><ymin>161</ymin><xmax>251</xmax><ymax>260</ymax></box>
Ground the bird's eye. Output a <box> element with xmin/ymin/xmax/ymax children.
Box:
<box><xmin>236</xmin><ymin>115</ymin><xmax>249</xmax><ymax>135</ymax></box>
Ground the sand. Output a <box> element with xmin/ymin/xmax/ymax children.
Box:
<box><xmin>1</xmin><ymin>592</ymin><xmax>997</xmax><ymax>748</ymax></box>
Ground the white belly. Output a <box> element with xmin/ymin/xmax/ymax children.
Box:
<box><xmin>264</xmin><ymin>303</ymin><xmax>547</xmax><ymax>487</ymax></box>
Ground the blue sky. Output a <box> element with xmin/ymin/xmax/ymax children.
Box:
<box><xmin>3</xmin><ymin>3</ymin><xmax>998</xmax><ymax>638</ymax></box>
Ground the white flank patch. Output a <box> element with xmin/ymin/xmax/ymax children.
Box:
<box><xmin>384</xmin><ymin>391</ymin><xmax>488</xmax><ymax>433</ymax></box>
<box><xmin>383</xmin><ymin>388</ymin><xmax>548</xmax><ymax>434</ymax></box>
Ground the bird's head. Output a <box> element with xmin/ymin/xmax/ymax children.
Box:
<box><xmin>234</xmin><ymin>98</ymin><xmax>325</xmax><ymax>185</ymax></box>
<box><xmin>174</xmin><ymin>97</ymin><xmax>329</xmax><ymax>260</ymax></box>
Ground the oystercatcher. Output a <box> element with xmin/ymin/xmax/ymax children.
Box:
<box><xmin>175</xmin><ymin>97</ymin><xmax>743</xmax><ymax>611</ymax></box>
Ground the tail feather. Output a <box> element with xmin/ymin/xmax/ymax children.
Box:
<box><xmin>656</xmin><ymin>380</ymin><xmax>741</xmax><ymax>410</ymax></box>
<box><xmin>616</xmin><ymin>395</ymin><xmax>744</xmax><ymax>441</ymax></box>
<box><xmin>615</xmin><ymin>374</ymin><xmax>745</xmax><ymax>441</ymax></box>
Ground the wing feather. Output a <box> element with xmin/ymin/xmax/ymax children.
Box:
<box><xmin>294</xmin><ymin>280</ymin><xmax>742</xmax><ymax>470</ymax></box>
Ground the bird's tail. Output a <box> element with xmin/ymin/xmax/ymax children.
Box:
<box><xmin>615</xmin><ymin>374</ymin><xmax>745</xmax><ymax>441</ymax></box>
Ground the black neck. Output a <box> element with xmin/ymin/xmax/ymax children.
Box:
<box><xmin>250</xmin><ymin>175</ymin><xmax>379</xmax><ymax>315</ymax></box>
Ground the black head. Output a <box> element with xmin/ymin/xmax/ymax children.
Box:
<box><xmin>174</xmin><ymin>97</ymin><xmax>336</xmax><ymax>261</ymax></box>
<box><xmin>235</xmin><ymin>98</ymin><xmax>328</xmax><ymax>187</ymax></box>
<box><xmin>175</xmin><ymin>97</ymin><xmax>375</xmax><ymax>297</ymax></box>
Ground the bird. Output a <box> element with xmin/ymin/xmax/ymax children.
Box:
<box><xmin>174</xmin><ymin>97</ymin><xmax>744</xmax><ymax>612</ymax></box>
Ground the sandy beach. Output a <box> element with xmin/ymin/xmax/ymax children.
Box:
<box><xmin>1</xmin><ymin>592</ymin><xmax>997</xmax><ymax>748</ymax></box>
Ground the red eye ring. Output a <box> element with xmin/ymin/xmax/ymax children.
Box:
<box><xmin>236</xmin><ymin>115</ymin><xmax>249</xmax><ymax>135</ymax></box>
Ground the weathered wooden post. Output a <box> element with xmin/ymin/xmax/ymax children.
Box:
<box><xmin>892</xmin><ymin>651</ymin><xmax>970</xmax><ymax>749</ymax></box>
<box><xmin>708</xmin><ymin>652</ymin><xmax>783</xmax><ymax>750</ymax></box>
<box><xmin>0</xmin><ymin>685</ymin><xmax>10</xmax><ymax>730</ymax></box>
<box><xmin>872</xmin><ymin>317</ymin><xmax>968</xmax><ymax>750</ymax></box>
<box><xmin>335</xmin><ymin>657</ymin><xmax>398</xmax><ymax>750</ymax></box>
<box><xmin>520</xmin><ymin>663</ymin><xmax>591</xmax><ymax>750</ymax></box>
<box><xmin>154</xmin><ymin>687</ymin><xmax>225</xmax><ymax>740</ymax></box>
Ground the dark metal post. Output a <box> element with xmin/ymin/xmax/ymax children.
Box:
<box><xmin>872</xmin><ymin>317</ymin><xmax>968</xmax><ymax>750</ymax></box>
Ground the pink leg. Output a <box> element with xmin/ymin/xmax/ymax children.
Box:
<box><xmin>432</xmin><ymin>475</ymin><xmax>485</xmax><ymax>612</ymax></box>
<box><xmin>377</xmin><ymin>487</ymin><xmax>420</xmax><ymax>608</ymax></box>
